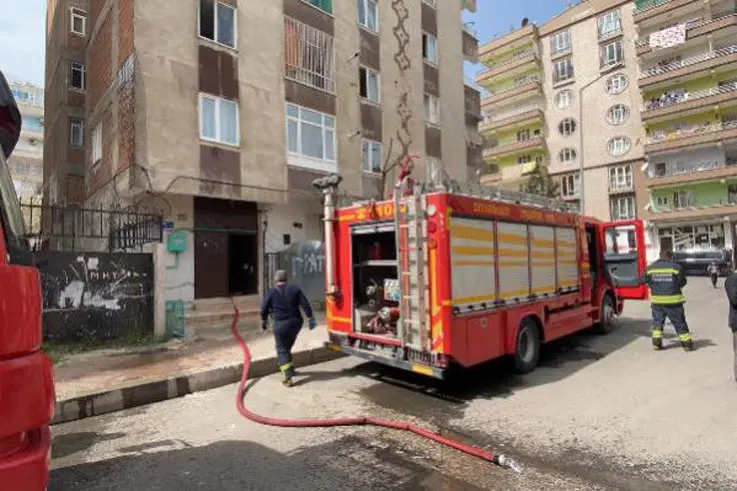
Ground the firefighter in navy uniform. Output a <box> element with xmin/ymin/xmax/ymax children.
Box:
<box><xmin>260</xmin><ymin>270</ymin><xmax>317</xmax><ymax>386</ymax></box>
<box><xmin>642</xmin><ymin>249</ymin><xmax>694</xmax><ymax>351</ymax></box>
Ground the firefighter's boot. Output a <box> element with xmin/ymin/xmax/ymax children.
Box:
<box><xmin>652</xmin><ymin>329</ymin><xmax>664</xmax><ymax>350</ymax></box>
<box><xmin>679</xmin><ymin>333</ymin><xmax>694</xmax><ymax>352</ymax></box>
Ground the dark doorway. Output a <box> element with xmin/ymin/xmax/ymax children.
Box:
<box><xmin>229</xmin><ymin>233</ymin><xmax>258</xmax><ymax>296</ymax></box>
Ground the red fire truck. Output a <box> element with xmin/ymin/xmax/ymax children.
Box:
<box><xmin>0</xmin><ymin>71</ymin><xmax>54</xmax><ymax>489</ymax></box>
<box><xmin>316</xmin><ymin>170</ymin><xmax>648</xmax><ymax>378</ymax></box>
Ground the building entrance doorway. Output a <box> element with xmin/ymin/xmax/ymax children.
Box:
<box><xmin>229</xmin><ymin>233</ymin><xmax>258</xmax><ymax>296</ymax></box>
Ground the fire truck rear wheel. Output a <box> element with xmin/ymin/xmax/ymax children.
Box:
<box><xmin>514</xmin><ymin>317</ymin><xmax>541</xmax><ymax>374</ymax></box>
<box><xmin>594</xmin><ymin>293</ymin><xmax>616</xmax><ymax>335</ymax></box>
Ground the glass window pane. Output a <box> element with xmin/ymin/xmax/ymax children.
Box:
<box><xmin>219</xmin><ymin>100</ymin><xmax>238</xmax><ymax>144</ymax></box>
<box><xmin>286</xmin><ymin>104</ymin><xmax>299</xmax><ymax>118</ymax></box>
<box><xmin>358</xmin><ymin>0</ymin><xmax>366</xmax><ymax>25</ymax></box>
<box><xmin>367</xmin><ymin>72</ymin><xmax>379</xmax><ymax>101</ymax></box>
<box><xmin>324</xmin><ymin>129</ymin><xmax>335</xmax><ymax>160</ymax></box>
<box><xmin>200</xmin><ymin>0</ymin><xmax>215</xmax><ymax>40</ymax></box>
<box><xmin>324</xmin><ymin>115</ymin><xmax>335</xmax><ymax>129</ymax></box>
<box><xmin>371</xmin><ymin>143</ymin><xmax>381</xmax><ymax>172</ymax></box>
<box><xmin>216</xmin><ymin>3</ymin><xmax>235</xmax><ymax>47</ymax></box>
<box><xmin>302</xmin><ymin>108</ymin><xmax>322</xmax><ymax>124</ymax></box>
<box><xmin>287</xmin><ymin>120</ymin><xmax>299</xmax><ymax>152</ymax></box>
<box><xmin>367</xmin><ymin>0</ymin><xmax>377</xmax><ymax>30</ymax></box>
<box><xmin>362</xmin><ymin>142</ymin><xmax>370</xmax><ymax>171</ymax></box>
<box><xmin>200</xmin><ymin>97</ymin><xmax>216</xmax><ymax>139</ymax></box>
<box><xmin>301</xmin><ymin>122</ymin><xmax>324</xmax><ymax>158</ymax></box>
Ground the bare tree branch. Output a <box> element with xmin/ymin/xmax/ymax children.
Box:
<box><xmin>378</xmin><ymin>138</ymin><xmax>396</xmax><ymax>199</ymax></box>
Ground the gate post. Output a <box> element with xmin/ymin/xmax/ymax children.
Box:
<box><xmin>152</xmin><ymin>242</ymin><xmax>167</xmax><ymax>338</ymax></box>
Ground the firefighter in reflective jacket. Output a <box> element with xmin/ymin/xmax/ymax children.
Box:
<box><xmin>642</xmin><ymin>249</ymin><xmax>694</xmax><ymax>351</ymax></box>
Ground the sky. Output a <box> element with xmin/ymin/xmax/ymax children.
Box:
<box><xmin>0</xmin><ymin>0</ymin><xmax>570</xmax><ymax>87</ymax></box>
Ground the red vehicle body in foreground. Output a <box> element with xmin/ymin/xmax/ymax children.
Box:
<box><xmin>0</xmin><ymin>71</ymin><xmax>54</xmax><ymax>489</ymax></box>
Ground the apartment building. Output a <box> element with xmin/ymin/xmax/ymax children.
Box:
<box><xmin>43</xmin><ymin>0</ymin><xmax>481</xmax><ymax>303</ymax></box>
<box><xmin>633</xmin><ymin>0</ymin><xmax>737</xmax><ymax>259</ymax></box>
<box><xmin>476</xmin><ymin>0</ymin><xmax>645</xmax><ymax>222</ymax></box>
<box><xmin>8</xmin><ymin>81</ymin><xmax>45</xmax><ymax>200</ymax></box>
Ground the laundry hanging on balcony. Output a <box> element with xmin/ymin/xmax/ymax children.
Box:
<box><xmin>649</xmin><ymin>24</ymin><xmax>686</xmax><ymax>50</ymax></box>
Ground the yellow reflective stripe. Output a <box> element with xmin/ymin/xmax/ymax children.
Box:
<box><xmin>279</xmin><ymin>362</ymin><xmax>294</xmax><ymax>372</ymax></box>
<box><xmin>648</xmin><ymin>268</ymin><xmax>680</xmax><ymax>275</ymax></box>
<box><xmin>679</xmin><ymin>333</ymin><xmax>693</xmax><ymax>342</ymax></box>
<box><xmin>651</xmin><ymin>329</ymin><xmax>664</xmax><ymax>339</ymax></box>
<box><xmin>651</xmin><ymin>294</ymin><xmax>685</xmax><ymax>304</ymax></box>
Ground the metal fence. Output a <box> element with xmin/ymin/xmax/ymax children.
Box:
<box><xmin>21</xmin><ymin>200</ymin><xmax>163</xmax><ymax>252</ymax></box>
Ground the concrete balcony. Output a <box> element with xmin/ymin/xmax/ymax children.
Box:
<box><xmin>646</xmin><ymin>120</ymin><xmax>737</xmax><ymax>153</ymax></box>
<box><xmin>648</xmin><ymin>201</ymin><xmax>737</xmax><ymax>221</ymax></box>
<box><xmin>634</xmin><ymin>0</ymin><xmax>709</xmax><ymax>26</ymax></box>
<box><xmin>479</xmin><ymin>108</ymin><xmax>543</xmax><ymax>136</ymax></box>
<box><xmin>481</xmin><ymin>77</ymin><xmax>542</xmax><ymax>111</ymax></box>
<box><xmin>639</xmin><ymin>44</ymin><xmax>737</xmax><ymax>89</ymax></box>
<box><xmin>636</xmin><ymin>11</ymin><xmax>737</xmax><ymax>56</ymax></box>
<box><xmin>479</xmin><ymin>24</ymin><xmax>537</xmax><ymax>63</ymax></box>
<box><xmin>483</xmin><ymin>136</ymin><xmax>546</xmax><ymax>159</ymax></box>
<box><xmin>462</xmin><ymin>23</ymin><xmax>479</xmax><ymax>63</ymax></box>
<box><xmin>461</xmin><ymin>0</ymin><xmax>476</xmax><ymax>13</ymax></box>
<box><xmin>642</xmin><ymin>82</ymin><xmax>737</xmax><ymax>123</ymax></box>
<box><xmin>609</xmin><ymin>182</ymin><xmax>635</xmax><ymax>195</ymax></box>
<box><xmin>477</xmin><ymin>51</ymin><xmax>540</xmax><ymax>88</ymax></box>
<box><xmin>647</xmin><ymin>162</ymin><xmax>737</xmax><ymax>187</ymax></box>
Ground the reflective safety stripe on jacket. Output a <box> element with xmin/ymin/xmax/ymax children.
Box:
<box><xmin>645</xmin><ymin>258</ymin><xmax>687</xmax><ymax>305</ymax></box>
<box><xmin>650</xmin><ymin>294</ymin><xmax>686</xmax><ymax>304</ymax></box>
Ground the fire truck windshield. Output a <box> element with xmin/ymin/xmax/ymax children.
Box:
<box><xmin>0</xmin><ymin>150</ymin><xmax>31</xmax><ymax>264</ymax></box>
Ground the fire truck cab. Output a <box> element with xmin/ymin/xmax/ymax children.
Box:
<box><xmin>317</xmin><ymin>171</ymin><xmax>648</xmax><ymax>378</ymax></box>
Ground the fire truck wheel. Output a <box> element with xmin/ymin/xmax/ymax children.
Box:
<box><xmin>514</xmin><ymin>317</ymin><xmax>541</xmax><ymax>374</ymax></box>
<box><xmin>594</xmin><ymin>293</ymin><xmax>616</xmax><ymax>335</ymax></box>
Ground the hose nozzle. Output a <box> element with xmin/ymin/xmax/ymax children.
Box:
<box><xmin>493</xmin><ymin>454</ymin><xmax>523</xmax><ymax>473</ymax></box>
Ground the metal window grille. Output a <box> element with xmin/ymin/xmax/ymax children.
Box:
<box><xmin>284</xmin><ymin>17</ymin><xmax>335</xmax><ymax>93</ymax></box>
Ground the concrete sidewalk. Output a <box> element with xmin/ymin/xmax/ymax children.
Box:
<box><xmin>52</xmin><ymin>319</ymin><xmax>342</xmax><ymax>425</ymax></box>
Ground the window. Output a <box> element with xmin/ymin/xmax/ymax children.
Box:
<box><xmin>91</xmin><ymin>123</ymin><xmax>102</xmax><ymax>165</ymax></box>
<box><xmin>199</xmin><ymin>94</ymin><xmax>240</xmax><ymax>146</ymax></box>
<box><xmin>561</xmin><ymin>173</ymin><xmax>580</xmax><ymax>198</ymax></box>
<box><xmin>517</xmin><ymin>129</ymin><xmax>530</xmax><ymax>142</ymax></box>
<box><xmin>362</xmin><ymin>140</ymin><xmax>382</xmax><ymax>173</ymax></box>
<box><xmin>607</xmin><ymin>104</ymin><xmax>630</xmax><ymax>125</ymax></box>
<box><xmin>424</xmin><ymin>94</ymin><xmax>440</xmax><ymax>124</ymax></box>
<box><xmin>550</xmin><ymin>30</ymin><xmax>571</xmax><ymax>55</ymax></box>
<box><xmin>558</xmin><ymin>118</ymin><xmax>577</xmax><ymax>136</ymax></box>
<box><xmin>304</xmin><ymin>0</ymin><xmax>333</xmax><ymax>14</ymax></box>
<box><xmin>199</xmin><ymin>0</ymin><xmax>236</xmax><ymax>48</ymax></box>
<box><xmin>553</xmin><ymin>58</ymin><xmax>574</xmax><ymax>84</ymax></box>
<box><xmin>70</xmin><ymin>61</ymin><xmax>85</xmax><ymax>90</ymax></box>
<box><xmin>611</xmin><ymin>196</ymin><xmax>636</xmax><ymax>220</ymax></box>
<box><xmin>422</xmin><ymin>0</ymin><xmax>437</xmax><ymax>7</ymax></box>
<box><xmin>70</xmin><ymin>8</ymin><xmax>86</xmax><ymax>36</ymax></box>
<box><xmin>22</xmin><ymin>117</ymin><xmax>43</xmax><ymax>132</ymax></box>
<box><xmin>673</xmin><ymin>190</ymin><xmax>693</xmax><ymax>209</ymax></box>
<box><xmin>607</xmin><ymin>136</ymin><xmax>631</xmax><ymax>157</ymax></box>
<box><xmin>609</xmin><ymin>165</ymin><xmax>633</xmax><ymax>191</ymax></box>
<box><xmin>285</xmin><ymin>17</ymin><xmax>336</xmax><ymax>93</ymax></box>
<box><xmin>555</xmin><ymin>89</ymin><xmax>573</xmax><ymax>109</ymax></box>
<box><xmin>599</xmin><ymin>10</ymin><xmax>622</xmax><ymax>38</ymax></box>
<box><xmin>70</xmin><ymin>118</ymin><xmax>84</xmax><ymax>147</ymax></box>
<box><xmin>605</xmin><ymin>73</ymin><xmax>628</xmax><ymax>94</ymax></box>
<box><xmin>559</xmin><ymin>148</ymin><xmax>577</xmax><ymax>163</ymax></box>
<box><xmin>423</xmin><ymin>33</ymin><xmax>438</xmax><ymax>65</ymax></box>
<box><xmin>358</xmin><ymin>0</ymin><xmax>378</xmax><ymax>32</ymax></box>
<box><xmin>359</xmin><ymin>66</ymin><xmax>380</xmax><ymax>103</ymax></box>
<box><xmin>286</xmin><ymin>103</ymin><xmax>336</xmax><ymax>171</ymax></box>
<box><xmin>600</xmin><ymin>40</ymin><xmax>624</xmax><ymax>69</ymax></box>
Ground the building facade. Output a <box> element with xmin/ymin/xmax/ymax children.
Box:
<box><xmin>476</xmin><ymin>0</ymin><xmax>645</xmax><ymax>223</ymax></box>
<box><xmin>8</xmin><ymin>81</ymin><xmax>45</xmax><ymax>201</ymax></box>
<box><xmin>633</xmin><ymin>0</ymin><xmax>737</xmax><ymax>260</ymax></box>
<box><xmin>44</xmin><ymin>0</ymin><xmax>481</xmax><ymax>303</ymax></box>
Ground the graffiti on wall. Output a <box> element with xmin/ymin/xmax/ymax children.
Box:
<box><xmin>37</xmin><ymin>251</ymin><xmax>154</xmax><ymax>343</ymax></box>
<box><xmin>278</xmin><ymin>241</ymin><xmax>325</xmax><ymax>305</ymax></box>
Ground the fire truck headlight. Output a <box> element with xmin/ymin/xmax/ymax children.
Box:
<box><xmin>426</xmin><ymin>204</ymin><xmax>437</xmax><ymax>217</ymax></box>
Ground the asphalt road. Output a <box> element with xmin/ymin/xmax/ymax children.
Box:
<box><xmin>51</xmin><ymin>277</ymin><xmax>737</xmax><ymax>490</ymax></box>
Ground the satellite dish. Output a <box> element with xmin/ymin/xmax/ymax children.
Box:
<box><xmin>521</xmin><ymin>18</ymin><xmax>529</xmax><ymax>27</ymax></box>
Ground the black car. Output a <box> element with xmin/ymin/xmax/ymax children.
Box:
<box><xmin>672</xmin><ymin>249</ymin><xmax>733</xmax><ymax>277</ymax></box>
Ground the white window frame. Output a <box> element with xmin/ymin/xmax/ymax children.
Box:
<box><xmin>550</xmin><ymin>30</ymin><xmax>571</xmax><ymax>56</ymax></box>
<box><xmin>70</xmin><ymin>61</ymin><xmax>85</xmax><ymax>90</ymax></box>
<box><xmin>359</xmin><ymin>66</ymin><xmax>381</xmax><ymax>104</ymax></box>
<box><xmin>555</xmin><ymin>89</ymin><xmax>573</xmax><ymax>109</ymax></box>
<box><xmin>553</xmin><ymin>57</ymin><xmax>574</xmax><ymax>84</ymax></box>
<box><xmin>606</xmin><ymin>73</ymin><xmax>628</xmax><ymax>94</ymax></box>
<box><xmin>91</xmin><ymin>122</ymin><xmax>102</xmax><ymax>166</ymax></box>
<box><xmin>607</xmin><ymin>104</ymin><xmax>630</xmax><ymax>126</ymax></box>
<box><xmin>607</xmin><ymin>136</ymin><xmax>631</xmax><ymax>157</ymax></box>
<box><xmin>198</xmin><ymin>93</ymin><xmax>241</xmax><ymax>147</ymax></box>
<box><xmin>70</xmin><ymin>118</ymin><xmax>84</xmax><ymax>147</ymax></box>
<box><xmin>559</xmin><ymin>148</ymin><xmax>577</xmax><ymax>163</ymax></box>
<box><xmin>561</xmin><ymin>173</ymin><xmax>580</xmax><ymax>198</ymax></box>
<box><xmin>600</xmin><ymin>39</ymin><xmax>624</xmax><ymax>69</ymax></box>
<box><xmin>361</xmin><ymin>140</ymin><xmax>382</xmax><ymax>174</ymax></box>
<box><xmin>599</xmin><ymin>10</ymin><xmax>622</xmax><ymax>38</ymax></box>
<box><xmin>70</xmin><ymin>7</ymin><xmax>86</xmax><ymax>36</ymax></box>
<box><xmin>422</xmin><ymin>0</ymin><xmax>437</xmax><ymax>8</ymax></box>
<box><xmin>558</xmin><ymin>118</ymin><xmax>577</xmax><ymax>137</ymax></box>
<box><xmin>611</xmin><ymin>196</ymin><xmax>636</xmax><ymax>220</ymax></box>
<box><xmin>198</xmin><ymin>0</ymin><xmax>237</xmax><ymax>49</ymax></box>
<box><xmin>358</xmin><ymin>0</ymin><xmax>379</xmax><ymax>32</ymax></box>
<box><xmin>423</xmin><ymin>32</ymin><xmax>438</xmax><ymax>65</ymax></box>
<box><xmin>424</xmin><ymin>93</ymin><xmax>441</xmax><ymax>125</ymax></box>
<box><xmin>609</xmin><ymin>164</ymin><xmax>633</xmax><ymax>191</ymax></box>
<box><xmin>285</xmin><ymin>103</ymin><xmax>337</xmax><ymax>172</ymax></box>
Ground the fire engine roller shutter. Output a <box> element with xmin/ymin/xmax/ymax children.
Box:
<box><xmin>529</xmin><ymin>225</ymin><xmax>556</xmax><ymax>297</ymax></box>
<box><xmin>555</xmin><ymin>227</ymin><xmax>579</xmax><ymax>292</ymax></box>
<box><xmin>497</xmin><ymin>222</ymin><xmax>531</xmax><ymax>304</ymax></box>
<box><xmin>449</xmin><ymin>217</ymin><xmax>496</xmax><ymax>310</ymax></box>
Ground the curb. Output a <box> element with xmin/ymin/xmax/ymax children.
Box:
<box><xmin>52</xmin><ymin>345</ymin><xmax>345</xmax><ymax>425</ymax></box>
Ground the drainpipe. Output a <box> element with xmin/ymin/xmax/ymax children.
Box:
<box><xmin>312</xmin><ymin>174</ymin><xmax>343</xmax><ymax>299</ymax></box>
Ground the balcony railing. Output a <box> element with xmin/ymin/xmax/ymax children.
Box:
<box><xmin>482</xmin><ymin>104</ymin><xmax>542</xmax><ymax>125</ymax></box>
<box><xmin>646</xmin><ymin>119</ymin><xmax>737</xmax><ymax>143</ymax></box>
<box><xmin>649</xmin><ymin>160</ymin><xmax>737</xmax><ymax>179</ymax></box>
<box><xmin>640</xmin><ymin>43</ymin><xmax>737</xmax><ymax>79</ymax></box>
<box><xmin>651</xmin><ymin>197</ymin><xmax>737</xmax><ymax>213</ymax></box>
<box><xmin>643</xmin><ymin>82</ymin><xmax>737</xmax><ymax>111</ymax></box>
<box><xmin>609</xmin><ymin>181</ymin><xmax>634</xmax><ymax>192</ymax></box>
<box><xmin>636</xmin><ymin>11</ymin><xmax>737</xmax><ymax>50</ymax></box>
<box><xmin>486</xmin><ymin>48</ymin><xmax>536</xmax><ymax>69</ymax></box>
<box><xmin>633</xmin><ymin>0</ymin><xmax>670</xmax><ymax>15</ymax></box>
<box><xmin>488</xmin><ymin>75</ymin><xmax>541</xmax><ymax>97</ymax></box>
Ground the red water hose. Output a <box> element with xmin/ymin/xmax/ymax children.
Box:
<box><xmin>231</xmin><ymin>306</ymin><xmax>521</xmax><ymax>471</ymax></box>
